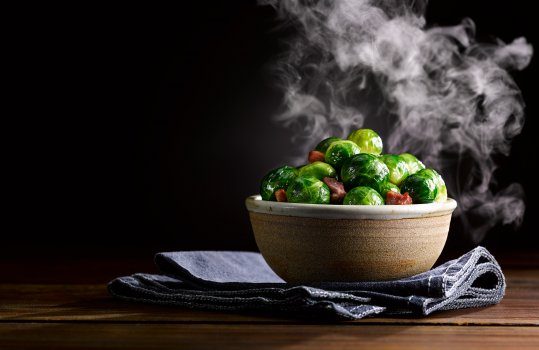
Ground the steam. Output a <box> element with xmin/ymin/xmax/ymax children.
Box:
<box><xmin>262</xmin><ymin>0</ymin><xmax>533</xmax><ymax>243</ymax></box>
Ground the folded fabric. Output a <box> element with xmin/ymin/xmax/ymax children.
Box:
<box><xmin>108</xmin><ymin>246</ymin><xmax>505</xmax><ymax>320</ymax></box>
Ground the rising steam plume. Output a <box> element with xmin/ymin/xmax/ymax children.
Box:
<box><xmin>261</xmin><ymin>0</ymin><xmax>533</xmax><ymax>243</ymax></box>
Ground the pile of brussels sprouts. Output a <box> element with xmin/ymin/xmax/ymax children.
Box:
<box><xmin>260</xmin><ymin>128</ymin><xmax>447</xmax><ymax>205</ymax></box>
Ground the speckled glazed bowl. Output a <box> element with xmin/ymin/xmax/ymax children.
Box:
<box><xmin>245</xmin><ymin>195</ymin><xmax>457</xmax><ymax>282</ymax></box>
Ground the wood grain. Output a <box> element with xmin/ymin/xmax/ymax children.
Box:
<box><xmin>0</xmin><ymin>323</ymin><xmax>538</xmax><ymax>350</ymax></box>
<box><xmin>0</xmin><ymin>269</ymin><xmax>537</xmax><ymax>326</ymax></box>
<box><xmin>0</xmin><ymin>265</ymin><xmax>537</xmax><ymax>349</ymax></box>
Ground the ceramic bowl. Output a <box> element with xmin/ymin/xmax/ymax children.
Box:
<box><xmin>245</xmin><ymin>195</ymin><xmax>457</xmax><ymax>282</ymax></box>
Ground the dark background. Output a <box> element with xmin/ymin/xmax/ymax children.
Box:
<box><xmin>4</xmin><ymin>1</ymin><xmax>538</xmax><ymax>264</ymax></box>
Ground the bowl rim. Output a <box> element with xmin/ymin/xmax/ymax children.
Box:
<box><xmin>245</xmin><ymin>195</ymin><xmax>457</xmax><ymax>220</ymax></box>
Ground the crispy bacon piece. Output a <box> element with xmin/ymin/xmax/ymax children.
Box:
<box><xmin>308</xmin><ymin>150</ymin><xmax>325</xmax><ymax>163</ymax></box>
<box><xmin>323</xmin><ymin>177</ymin><xmax>347</xmax><ymax>204</ymax></box>
<box><xmin>386</xmin><ymin>191</ymin><xmax>413</xmax><ymax>205</ymax></box>
<box><xmin>275</xmin><ymin>188</ymin><xmax>288</xmax><ymax>202</ymax></box>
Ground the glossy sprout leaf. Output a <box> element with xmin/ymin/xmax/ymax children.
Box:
<box><xmin>286</xmin><ymin>176</ymin><xmax>331</xmax><ymax>204</ymax></box>
<box><xmin>381</xmin><ymin>154</ymin><xmax>409</xmax><ymax>186</ymax></box>
<box><xmin>325</xmin><ymin>140</ymin><xmax>361</xmax><ymax>168</ymax></box>
<box><xmin>299</xmin><ymin>161</ymin><xmax>337</xmax><ymax>180</ymax></box>
<box><xmin>378</xmin><ymin>181</ymin><xmax>400</xmax><ymax>197</ymax></box>
<box><xmin>260</xmin><ymin>166</ymin><xmax>298</xmax><ymax>201</ymax></box>
<box><xmin>347</xmin><ymin>128</ymin><xmax>383</xmax><ymax>155</ymax></box>
<box><xmin>343</xmin><ymin>186</ymin><xmax>384</xmax><ymax>205</ymax></box>
<box><xmin>340</xmin><ymin>153</ymin><xmax>389</xmax><ymax>193</ymax></box>
<box><xmin>399</xmin><ymin>153</ymin><xmax>425</xmax><ymax>175</ymax></box>
<box><xmin>400</xmin><ymin>168</ymin><xmax>439</xmax><ymax>204</ymax></box>
<box><xmin>433</xmin><ymin>169</ymin><xmax>448</xmax><ymax>202</ymax></box>
<box><xmin>315</xmin><ymin>137</ymin><xmax>342</xmax><ymax>153</ymax></box>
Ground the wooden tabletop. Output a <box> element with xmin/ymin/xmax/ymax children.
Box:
<box><xmin>1</xmin><ymin>267</ymin><xmax>538</xmax><ymax>349</ymax></box>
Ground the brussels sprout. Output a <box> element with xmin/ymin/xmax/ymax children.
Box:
<box><xmin>340</xmin><ymin>153</ymin><xmax>389</xmax><ymax>193</ymax></box>
<box><xmin>286</xmin><ymin>176</ymin><xmax>330</xmax><ymax>204</ymax></box>
<box><xmin>343</xmin><ymin>186</ymin><xmax>384</xmax><ymax>205</ymax></box>
<box><xmin>400</xmin><ymin>168</ymin><xmax>440</xmax><ymax>204</ymax></box>
<box><xmin>378</xmin><ymin>181</ymin><xmax>400</xmax><ymax>198</ymax></box>
<box><xmin>260</xmin><ymin>166</ymin><xmax>299</xmax><ymax>201</ymax></box>
<box><xmin>315</xmin><ymin>137</ymin><xmax>342</xmax><ymax>153</ymax></box>
<box><xmin>347</xmin><ymin>128</ymin><xmax>383</xmax><ymax>155</ymax></box>
<box><xmin>380</xmin><ymin>154</ymin><xmax>409</xmax><ymax>186</ymax></box>
<box><xmin>433</xmin><ymin>170</ymin><xmax>448</xmax><ymax>202</ymax></box>
<box><xmin>399</xmin><ymin>153</ymin><xmax>425</xmax><ymax>175</ymax></box>
<box><xmin>325</xmin><ymin>140</ymin><xmax>361</xmax><ymax>168</ymax></box>
<box><xmin>298</xmin><ymin>161</ymin><xmax>337</xmax><ymax>180</ymax></box>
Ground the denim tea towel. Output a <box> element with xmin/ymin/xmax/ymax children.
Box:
<box><xmin>108</xmin><ymin>246</ymin><xmax>505</xmax><ymax>320</ymax></box>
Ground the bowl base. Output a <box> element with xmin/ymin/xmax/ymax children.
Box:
<box><xmin>249</xmin><ymin>212</ymin><xmax>451</xmax><ymax>282</ymax></box>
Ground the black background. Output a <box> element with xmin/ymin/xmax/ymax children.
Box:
<box><xmin>5</xmin><ymin>1</ymin><xmax>538</xmax><ymax>262</ymax></box>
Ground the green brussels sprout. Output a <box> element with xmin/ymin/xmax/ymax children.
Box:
<box><xmin>315</xmin><ymin>137</ymin><xmax>342</xmax><ymax>153</ymax></box>
<box><xmin>399</xmin><ymin>153</ymin><xmax>425</xmax><ymax>175</ymax></box>
<box><xmin>298</xmin><ymin>161</ymin><xmax>337</xmax><ymax>180</ymax></box>
<box><xmin>400</xmin><ymin>168</ymin><xmax>440</xmax><ymax>204</ymax></box>
<box><xmin>380</xmin><ymin>154</ymin><xmax>409</xmax><ymax>186</ymax></box>
<box><xmin>343</xmin><ymin>186</ymin><xmax>384</xmax><ymax>205</ymax></box>
<box><xmin>286</xmin><ymin>176</ymin><xmax>330</xmax><ymax>204</ymax></box>
<box><xmin>260</xmin><ymin>166</ymin><xmax>299</xmax><ymax>201</ymax></box>
<box><xmin>325</xmin><ymin>140</ymin><xmax>361</xmax><ymax>168</ymax></box>
<box><xmin>340</xmin><ymin>153</ymin><xmax>389</xmax><ymax>193</ymax></box>
<box><xmin>347</xmin><ymin>128</ymin><xmax>383</xmax><ymax>155</ymax></box>
<box><xmin>378</xmin><ymin>181</ymin><xmax>400</xmax><ymax>198</ymax></box>
<box><xmin>433</xmin><ymin>170</ymin><xmax>448</xmax><ymax>202</ymax></box>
